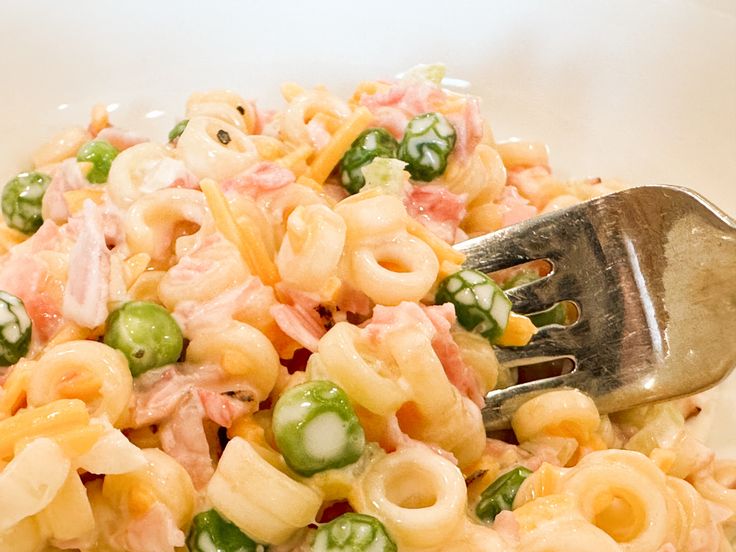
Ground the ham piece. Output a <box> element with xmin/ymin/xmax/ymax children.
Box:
<box><xmin>404</xmin><ymin>184</ymin><xmax>467</xmax><ymax>244</ymax></box>
<box><xmin>62</xmin><ymin>200</ymin><xmax>110</xmax><ymax>328</ymax></box>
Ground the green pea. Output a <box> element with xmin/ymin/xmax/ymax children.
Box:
<box><xmin>186</xmin><ymin>509</ymin><xmax>267</xmax><ymax>552</ymax></box>
<box><xmin>1</xmin><ymin>171</ymin><xmax>50</xmax><ymax>234</ymax></box>
<box><xmin>273</xmin><ymin>380</ymin><xmax>365</xmax><ymax>476</ymax></box>
<box><xmin>103</xmin><ymin>301</ymin><xmax>183</xmax><ymax>377</ymax></box>
<box><xmin>397</xmin><ymin>112</ymin><xmax>456</xmax><ymax>181</ymax></box>
<box><xmin>476</xmin><ymin>466</ymin><xmax>532</xmax><ymax>523</ymax></box>
<box><xmin>528</xmin><ymin>303</ymin><xmax>568</xmax><ymax>328</ymax></box>
<box><xmin>76</xmin><ymin>139</ymin><xmax>118</xmax><ymax>183</ymax></box>
<box><xmin>312</xmin><ymin>512</ymin><xmax>397</xmax><ymax>552</ymax></box>
<box><xmin>0</xmin><ymin>291</ymin><xmax>32</xmax><ymax>366</ymax></box>
<box><xmin>435</xmin><ymin>269</ymin><xmax>512</xmax><ymax>343</ymax></box>
<box><xmin>168</xmin><ymin>119</ymin><xmax>189</xmax><ymax>142</ymax></box>
<box><xmin>500</xmin><ymin>268</ymin><xmax>541</xmax><ymax>290</ymax></box>
<box><xmin>338</xmin><ymin>128</ymin><xmax>399</xmax><ymax>194</ymax></box>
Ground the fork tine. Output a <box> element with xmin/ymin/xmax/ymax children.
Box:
<box><xmin>482</xmin><ymin>371</ymin><xmax>585</xmax><ymax>431</ymax></box>
<box><xmin>505</xmin><ymin>274</ymin><xmax>573</xmax><ymax>314</ymax></box>
<box><xmin>494</xmin><ymin>325</ymin><xmax>581</xmax><ymax>366</ymax></box>
<box><xmin>455</xmin><ymin>212</ymin><xmax>569</xmax><ymax>273</ymax></box>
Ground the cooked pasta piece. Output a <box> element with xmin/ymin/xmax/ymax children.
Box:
<box><xmin>102</xmin><ymin>448</ymin><xmax>195</xmax><ymax>530</ymax></box>
<box><xmin>27</xmin><ymin>340</ymin><xmax>132</xmax><ymax>426</ymax></box>
<box><xmin>207</xmin><ymin>437</ymin><xmax>322</xmax><ymax>545</ymax></box>
<box><xmin>312</xmin><ymin>322</ymin><xmax>409</xmax><ymax>417</ymax></box>
<box><xmin>186</xmin><ymin>89</ymin><xmax>257</xmax><ymax>134</ymax></box>
<box><xmin>106</xmin><ymin>142</ymin><xmax>188</xmax><ymax>208</ymax></box>
<box><xmin>124</xmin><ymin>187</ymin><xmax>211</xmax><ymax>263</ymax></box>
<box><xmin>560</xmin><ymin>449</ymin><xmax>669</xmax><ymax>551</ymax></box>
<box><xmin>512</xmin><ymin>389</ymin><xmax>602</xmax><ymax>452</ymax></box>
<box><xmin>350</xmin><ymin>446</ymin><xmax>467</xmax><ymax>549</ymax></box>
<box><xmin>177</xmin><ymin>116</ymin><xmax>259</xmax><ymax>181</ymax></box>
<box><xmin>186</xmin><ymin>320</ymin><xmax>280</xmax><ymax>402</ymax></box>
<box><xmin>276</xmin><ymin>204</ymin><xmax>346</xmax><ymax>299</ymax></box>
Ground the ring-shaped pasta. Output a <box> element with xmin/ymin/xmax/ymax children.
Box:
<box><xmin>350</xmin><ymin>233</ymin><xmax>439</xmax><ymax>305</ymax></box>
<box><xmin>176</xmin><ymin>116</ymin><xmax>259</xmax><ymax>181</ymax></box>
<box><xmin>186</xmin><ymin>321</ymin><xmax>280</xmax><ymax>402</ymax></box>
<box><xmin>125</xmin><ymin>188</ymin><xmax>209</xmax><ymax>262</ymax></box>
<box><xmin>387</xmin><ymin>328</ymin><xmax>485</xmax><ymax>468</ymax></box>
<box><xmin>258</xmin><ymin>183</ymin><xmax>328</xmax><ymax>244</ymax></box>
<box><xmin>561</xmin><ymin>454</ymin><xmax>668</xmax><ymax>551</ymax></box>
<box><xmin>575</xmin><ymin>449</ymin><xmax>666</xmax><ymax>488</ymax></box>
<box><xmin>186</xmin><ymin>89</ymin><xmax>256</xmax><ymax>133</ymax></box>
<box><xmin>280</xmin><ymin>89</ymin><xmax>351</xmax><ymax>147</ymax></box>
<box><xmin>316</xmin><ymin>322</ymin><xmax>409</xmax><ymax>416</ymax></box>
<box><xmin>512</xmin><ymin>389</ymin><xmax>600</xmax><ymax>444</ymax></box>
<box><xmin>665</xmin><ymin>475</ymin><xmax>721</xmax><ymax>550</ymax></box>
<box><xmin>495</xmin><ymin>139</ymin><xmax>550</xmax><ymax>169</ymax></box>
<box><xmin>27</xmin><ymin>340</ymin><xmax>132</xmax><ymax>426</ymax></box>
<box><xmin>336</xmin><ymin>194</ymin><xmax>408</xmax><ymax>239</ymax></box>
<box><xmin>207</xmin><ymin>437</ymin><xmax>322</xmax><ymax>545</ymax></box>
<box><xmin>102</xmin><ymin>448</ymin><xmax>195</xmax><ymax>529</ymax></box>
<box><xmin>187</xmin><ymin>102</ymin><xmax>248</xmax><ymax>130</ymax></box>
<box><xmin>438</xmin><ymin>520</ymin><xmax>507</xmax><ymax>552</ymax></box>
<box><xmin>443</xmin><ymin>143</ymin><xmax>506</xmax><ymax>207</ymax></box>
<box><xmin>451</xmin><ymin>328</ymin><xmax>499</xmax><ymax>394</ymax></box>
<box><xmin>692</xmin><ymin>464</ymin><xmax>736</xmax><ymax>516</ymax></box>
<box><xmin>351</xmin><ymin>446</ymin><xmax>467</xmax><ymax>549</ymax></box>
<box><xmin>106</xmin><ymin>142</ymin><xmax>171</xmax><ymax>208</ymax></box>
<box><xmin>276</xmin><ymin>204</ymin><xmax>346</xmax><ymax>296</ymax></box>
<box><xmin>32</xmin><ymin>126</ymin><xmax>91</xmax><ymax>167</ymax></box>
<box><xmin>519</xmin><ymin>519</ymin><xmax>621</xmax><ymax>552</ymax></box>
<box><xmin>158</xmin><ymin>236</ymin><xmax>249</xmax><ymax>310</ymax></box>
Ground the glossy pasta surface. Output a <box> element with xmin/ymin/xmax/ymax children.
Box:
<box><xmin>0</xmin><ymin>66</ymin><xmax>733</xmax><ymax>552</ymax></box>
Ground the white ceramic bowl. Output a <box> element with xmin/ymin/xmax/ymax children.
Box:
<box><xmin>0</xmin><ymin>0</ymin><xmax>734</xmax><ymax>453</ymax></box>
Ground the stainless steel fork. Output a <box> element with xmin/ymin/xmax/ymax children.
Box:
<box><xmin>456</xmin><ymin>185</ymin><xmax>736</xmax><ymax>431</ymax></box>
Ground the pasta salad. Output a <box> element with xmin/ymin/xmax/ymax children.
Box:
<box><xmin>0</xmin><ymin>65</ymin><xmax>733</xmax><ymax>552</ymax></box>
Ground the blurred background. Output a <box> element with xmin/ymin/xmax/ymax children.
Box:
<box><xmin>1</xmin><ymin>0</ymin><xmax>734</xmax><ymax>210</ymax></box>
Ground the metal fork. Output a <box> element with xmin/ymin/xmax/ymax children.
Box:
<box><xmin>456</xmin><ymin>185</ymin><xmax>736</xmax><ymax>431</ymax></box>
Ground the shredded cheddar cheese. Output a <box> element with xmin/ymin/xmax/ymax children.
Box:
<box><xmin>200</xmin><ymin>178</ymin><xmax>279</xmax><ymax>285</ymax></box>
<box><xmin>496</xmin><ymin>312</ymin><xmax>537</xmax><ymax>347</ymax></box>
<box><xmin>0</xmin><ymin>399</ymin><xmax>90</xmax><ymax>460</ymax></box>
<box><xmin>305</xmin><ymin>107</ymin><xmax>373</xmax><ymax>184</ymax></box>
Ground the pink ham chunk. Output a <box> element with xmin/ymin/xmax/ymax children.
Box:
<box><xmin>221</xmin><ymin>161</ymin><xmax>295</xmax><ymax>196</ymax></box>
<box><xmin>493</xmin><ymin>510</ymin><xmax>521</xmax><ymax>545</ymax></box>
<box><xmin>445</xmin><ymin>95</ymin><xmax>483</xmax><ymax>160</ymax></box>
<box><xmin>159</xmin><ymin>391</ymin><xmax>214</xmax><ymax>488</ymax></box>
<box><xmin>62</xmin><ymin>200</ymin><xmax>110</xmax><ymax>328</ymax></box>
<box><xmin>364</xmin><ymin>302</ymin><xmax>484</xmax><ymax>406</ymax></box>
<box><xmin>133</xmin><ymin>364</ymin><xmax>259</xmax><ymax>488</ymax></box>
<box><xmin>132</xmin><ymin>364</ymin><xmax>258</xmax><ymax>428</ymax></box>
<box><xmin>42</xmin><ymin>158</ymin><xmax>87</xmax><ymax>223</ymax></box>
<box><xmin>119</xmin><ymin>502</ymin><xmax>185</xmax><ymax>552</ymax></box>
<box><xmin>270</xmin><ymin>285</ymin><xmax>326</xmax><ymax>353</ymax></box>
<box><xmin>197</xmin><ymin>388</ymin><xmax>254</xmax><ymax>428</ymax></box>
<box><xmin>421</xmin><ymin>303</ymin><xmax>485</xmax><ymax>407</ymax></box>
<box><xmin>360</xmin><ymin>82</ymin><xmax>446</xmax><ymax>118</ymax></box>
<box><xmin>359</xmin><ymin>82</ymin><xmax>447</xmax><ymax>141</ymax></box>
<box><xmin>498</xmin><ymin>185</ymin><xmax>538</xmax><ymax>227</ymax></box>
<box><xmin>404</xmin><ymin>184</ymin><xmax>467</xmax><ymax>244</ymax></box>
<box><xmin>0</xmin><ymin>253</ymin><xmax>64</xmax><ymax>345</ymax></box>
